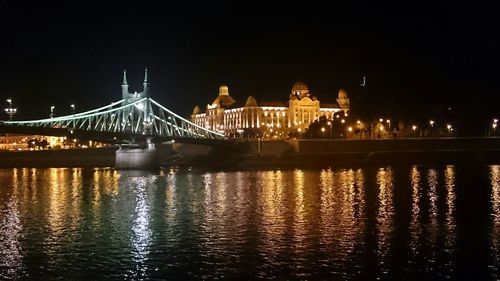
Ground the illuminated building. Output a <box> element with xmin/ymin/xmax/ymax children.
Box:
<box><xmin>191</xmin><ymin>82</ymin><xmax>350</xmax><ymax>138</ymax></box>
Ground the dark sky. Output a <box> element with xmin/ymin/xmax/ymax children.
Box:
<box><xmin>0</xmin><ymin>1</ymin><xmax>499</xmax><ymax>121</ymax></box>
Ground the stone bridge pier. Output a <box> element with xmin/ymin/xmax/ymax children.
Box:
<box><xmin>115</xmin><ymin>138</ymin><xmax>159</xmax><ymax>169</ymax></box>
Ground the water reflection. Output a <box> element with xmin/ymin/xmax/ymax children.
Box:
<box><xmin>129</xmin><ymin>175</ymin><xmax>154</xmax><ymax>277</ymax></box>
<box><xmin>259</xmin><ymin>170</ymin><xmax>286</xmax><ymax>259</ymax></box>
<box><xmin>490</xmin><ymin>165</ymin><xmax>500</xmax><ymax>278</ymax></box>
<box><xmin>292</xmin><ymin>169</ymin><xmax>306</xmax><ymax>254</ymax></box>
<box><xmin>443</xmin><ymin>165</ymin><xmax>456</xmax><ymax>275</ymax></box>
<box><xmin>0</xmin><ymin>166</ymin><xmax>498</xmax><ymax>280</ymax></box>
<box><xmin>0</xmin><ymin>171</ymin><xmax>23</xmax><ymax>280</ymax></box>
<box><xmin>376</xmin><ymin>167</ymin><xmax>394</xmax><ymax>277</ymax></box>
<box><xmin>409</xmin><ymin>166</ymin><xmax>422</xmax><ymax>263</ymax></box>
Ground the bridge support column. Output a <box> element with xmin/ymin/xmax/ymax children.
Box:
<box><xmin>115</xmin><ymin>139</ymin><xmax>159</xmax><ymax>169</ymax></box>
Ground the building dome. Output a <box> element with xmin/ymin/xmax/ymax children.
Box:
<box><xmin>338</xmin><ymin>89</ymin><xmax>348</xmax><ymax>99</ymax></box>
<box><xmin>291</xmin><ymin>81</ymin><xmax>310</xmax><ymax>98</ymax></box>
<box><xmin>211</xmin><ymin>84</ymin><xmax>236</xmax><ymax>108</ymax></box>
<box><xmin>192</xmin><ymin>105</ymin><xmax>200</xmax><ymax>115</ymax></box>
<box><xmin>245</xmin><ymin>95</ymin><xmax>258</xmax><ymax>107</ymax></box>
<box><xmin>336</xmin><ymin>89</ymin><xmax>350</xmax><ymax>112</ymax></box>
<box><xmin>219</xmin><ymin>85</ymin><xmax>230</xmax><ymax>96</ymax></box>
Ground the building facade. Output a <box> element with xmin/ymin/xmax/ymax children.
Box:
<box><xmin>191</xmin><ymin>81</ymin><xmax>350</xmax><ymax>138</ymax></box>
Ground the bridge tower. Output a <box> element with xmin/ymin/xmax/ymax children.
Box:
<box><xmin>116</xmin><ymin>68</ymin><xmax>156</xmax><ymax>169</ymax></box>
<box><xmin>121</xmin><ymin>68</ymin><xmax>149</xmax><ymax>104</ymax></box>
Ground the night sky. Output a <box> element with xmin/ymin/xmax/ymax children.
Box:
<box><xmin>1</xmin><ymin>1</ymin><xmax>499</xmax><ymax>124</ymax></box>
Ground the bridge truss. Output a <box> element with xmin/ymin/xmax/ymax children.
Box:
<box><xmin>1</xmin><ymin>98</ymin><xmax>224</xmax><ymax>140</ymax></box>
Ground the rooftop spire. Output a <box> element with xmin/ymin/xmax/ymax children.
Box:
<box><xmin>122</xmin><ymin>69</ymin><xmax>128</xmax><ymax>85</ymax></box>
<box><xmin>143</xmin><ymin>68</ymin><xmax>148</xmax><ymax>83</ymax></box>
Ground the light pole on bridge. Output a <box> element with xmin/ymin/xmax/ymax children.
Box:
<box><xmin>50</xmin><ymin>106</ymin><xmax>55</xmax><ymax>118</ymax></box>
<box><xmin>70</xmin><ymin>104</ymin><xmax>75</xmax><ymax>115</ymax></box>
<box><xmin>4</xmin><ymin>99</ymin><xmax>17</xmax><ymax>120</ymax></box>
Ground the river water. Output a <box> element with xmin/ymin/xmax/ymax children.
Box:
<box><xmin>0</xmin><ymin>165</ymin><xmax>499</xmax><ymax>280</ymax></box>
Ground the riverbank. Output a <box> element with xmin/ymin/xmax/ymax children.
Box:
<box><xmin>238</xmin><ymin>149</ymin><xmax>500</xmax><ymax>168</ymax></box>
<box><xmin>0</xmin><ymin>147</ymin><xmax>117</xmax><ymax>168</ymax></box>
<box><xmin>0</xmin><ymin>138</ymin><xmax>499</xmax><ymax>168</ymax></box>
<box><xmin>237</xmin><ymin>137</ymin><xmax>500</xmax><ymax>167</ymax></box>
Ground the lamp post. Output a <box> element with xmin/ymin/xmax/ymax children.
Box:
<box><xmin>321</xmin><ymin>127</ymin><xmax>325</xmax><ymax>139</ymax></box>
<box><xmin>447</xmin><ymin>124</ymin><xmax>453</xmax><ymax>135</ymax></box>
<box><xmin>50</xmin><ymin>106</ymin><xmax>55</xmax><ymax>118</ymax></box>
<box><xmin>70</xmin><ymin>104</ymin><xmax>75</xmax><ymax>115</ymax></box>
<box><xmin>4</xmin><ymin>99</ymin><xmax>17</xmax><ymax>120</ymax></box>
<box><xmin>492</xmin><ymin>119</ymin><xmax>498</xmax><ymax>136</ymax></box>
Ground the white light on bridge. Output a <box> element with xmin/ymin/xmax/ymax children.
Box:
<box><xmin>136</xmin><ymin>103</ymin><xmax>144</xmax><ymax>110</ymax></box>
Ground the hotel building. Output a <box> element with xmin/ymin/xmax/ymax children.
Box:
<box><xmin>191</xmin><ymin>81</ymin><xmax>350</xmax><ymax>138</ymax></box>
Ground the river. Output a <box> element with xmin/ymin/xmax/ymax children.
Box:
<box><xmin>0</xmin><ymin>165</ymin><xmax>499</xmax><ymax>280</ymax></box>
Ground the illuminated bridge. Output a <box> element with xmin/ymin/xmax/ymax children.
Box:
<box><xmin>0</xmin><ymin>69</ymin><xmax>234</xmax><ymax>169</ymax></box>
<box><xmin>0</xmin><ymin>69</ymin><xmax>225</xmax><ymax>142</ymax></box>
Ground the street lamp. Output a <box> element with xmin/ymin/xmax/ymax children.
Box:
<box><xmin>492</xmin><ymin>119</ymin><xmax>498</xmax><ymax>135</ymax></box>
<box><xmin>321</xmin><ymin>127</ymin><xmax>325</xmax><ymax>138</ymax></box>
<box><xmin>70</xmin><ymin>104</ymin><xmax>75</xmax><ymax>115</ymax></box>
<box><xmin>4</xmin><ymin>99</ymin><xmax>17</xmax><ymax>120</ymax></box>
<box><xmin>447</xmin><ymin>124</ymin><xmax>453</xmax><ymax>134</ymax></box>
<box><xmin>412</xmin><ymin>125</ymin><xmax>417</xmax><ymax>137</ymax></box>
<box><xmin>429</xmin><ymin>120</ymin><xmax>434</xmax><ymax>128</ymax></box>
<box><xmin>50</xmin><ymin>106</ymin><xmax>55</xmax><ymax>118</ymax></box>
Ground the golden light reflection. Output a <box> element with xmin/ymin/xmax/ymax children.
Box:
<box><xmin>409</xmin><ymin>166</ymin><xmax>422</xmax><ymax>258</ymax></box>
<box><xmin>92</xmin><ymin>169</ymin><xmax>102</xmax><ymax>218</ymax></box>
<box><xmin>319</xmin><ymin>168</ymin><xmax>335</xmax><ymax>244</ymax></box>
<box><xmin>201</xmin><ymin>171</ymin><xmax>230</xmax><ymax>248</ymax></box>
<box><xmin>318</xmin><ymin>168</ymin><xmax>365</xmax><ymax>265</ymax></box>
<box><xmin>490</xmin><ymin>165</ymin><xmax>500</xmax><ymax>271</ymax></box>
<box><xmin>339</xmin><ymin>169</ymin><xmax>355</xmax><ymax>224</ymax></box>
<box><xmin>47</xmin><ymin>168</ymin><xmax>69</xmax><ymax>250</ymax></box>
<box><xmin>491</xmin><ymin>165</ymin><xmax>500</xmax><ymax>225</ymax></box>
<box><xmin>445</xmin><ymin>166</ymin><xmax>456</xmax><ymax>226</ymax></box>
<box><xmin>164</xmin><ymin>170</ymin><xmax>177</xmax><ymax>223</ymax></box>
<box><xmin>68</xmin><ymin>168</ymin><xmax>83</xmax><ymax>232</ymax></box>
<box><xmin>426</xmin><ymin>168</ymin><xmax>439</xmax><ymax>265</ymax></box>
<box><xmin>427</xmin><ymin>169</ymin><xmax>439</xmax><ymax>226</ymax></box>
<box><xmin>443</xmin><ymin>165</ymin><xmax>457</xmax><ymax>274</ymax></box>
<box><xmin>292</xmin><ymin>169</ymin><xmax>306</xmax><ymax>249</ymax></box>
<box><xmin>259</xmin><ymin>170</ymin><xmax>286</xmax><ymax>260</ymax></box>
<box><xmin>214</xmin><ymin>172</ymin><xmax>228</xmax><ymax>218</ymax></box>
<box><xmin>89</xmin><ymin>169</ymin><xmax>119</xmax><ymax>227</ymax></box>
<box><xmin>354</xmin><ymin>169</ymin><xmax>366</xmax><ymax>221</ymax></box>
<box><xmin>376</xmin><ymin>167</ymin><xmax>394</xmax><ymax>272</ymax></box>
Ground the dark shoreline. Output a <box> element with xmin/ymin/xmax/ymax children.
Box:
<box><xmin>0</xmin><ymin>138</ymin><xmax>499</xmax><ymax>168</ymax></box>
